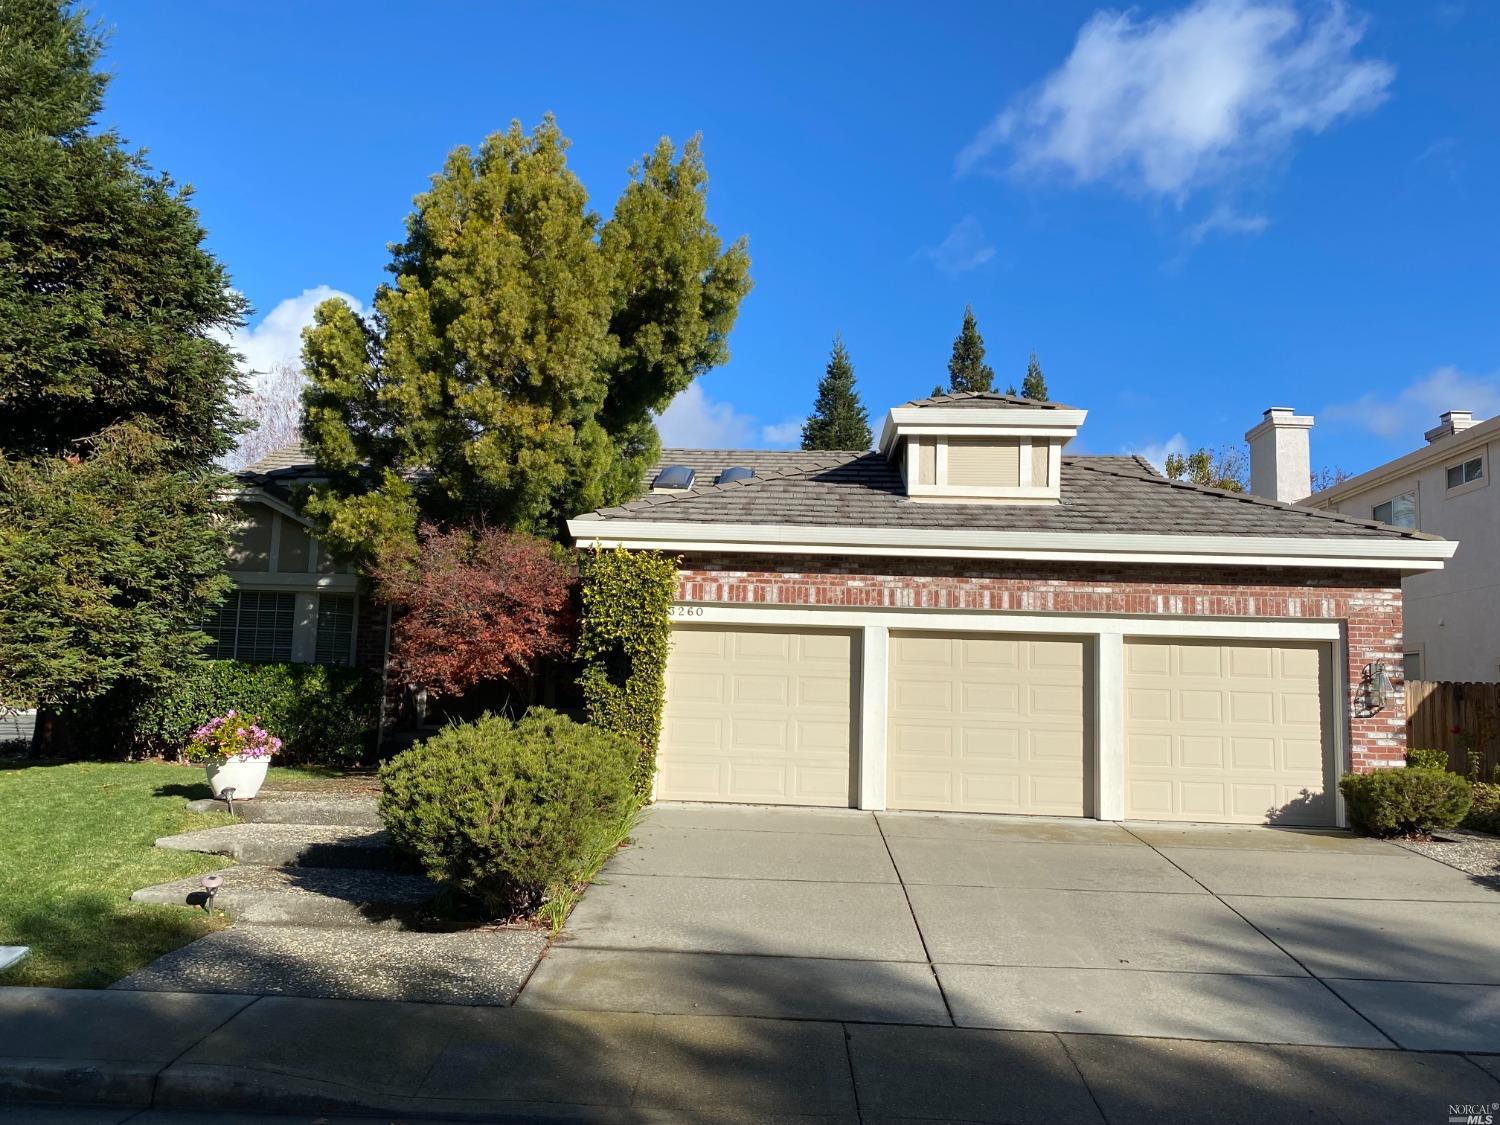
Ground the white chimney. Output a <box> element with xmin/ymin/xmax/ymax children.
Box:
<box><xmin>1424</xmin><ymin>410</ymin><xmax>1476</xmax><ymax>444</ymax></box>
<box><xmin>1246</xmin><ymin>406</ymin><xmax>1313</xmax><ymax>504</ymax></box>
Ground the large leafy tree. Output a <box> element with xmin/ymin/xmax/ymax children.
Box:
<box><xmin>802</xmin><ymin>335</ymin><xmax>871</xmax><ymax>450</ymax></box>
<box><xmin>301</xmin><ymin>118</ymin><xmax>751</xmax><ymax>559</ymax></box>
<box><xmin>0</xmin><ymin>0</ymin><xmax>242</xmax><ymax>713</ymax></box>
<box><xmin>944</xmin><ymin>305</ymin><xmax>995</xmax><ymax>393</ymax></box>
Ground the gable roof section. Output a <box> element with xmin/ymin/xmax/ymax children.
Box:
<box><xmin>570</xmin><ymin>448</ymin><xmax>1453</xmax><ymax>572</ymax></box>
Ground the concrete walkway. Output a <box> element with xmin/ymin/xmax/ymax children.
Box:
<box><xmin>522</xmin><ymin>804</ymin><xmax>1500</xmax><ymax>1052</ymax></box>
<box><xmin>4</xmin><ymin>985</ymin><xmax>1500</xmax><ymax>1122</ymax></box>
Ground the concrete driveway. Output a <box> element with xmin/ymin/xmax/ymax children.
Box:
<box><xmin>519</xmin><ymin>804</ymin><xmax>1500</xmax><ymax>1053</ymax></box>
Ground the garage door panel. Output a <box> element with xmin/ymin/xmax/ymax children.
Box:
<box><xmin>733</xmin><ymin>632</ymin><xmax>791</xmax><ymax>661</ymax></box>
<box><xmin>1181</xmin><ymin>736</ymin><xmax>1225</xmax><ymax>768</ymax></box>
<box><xmin>1124</xmin><ymin>639</ymin><xmax>1333</xmax><ymax>825</ymax></box>
<box><xmin>1231</xmin><ymin>737</ymin><xmax>1275</xmax><ymax>770</ymax></box>
<box><xmin>670</xmin><ymin>672</ymin><xmax>724</xmax><ymax>705</ymax></box>
<box><xmin>1127</xmin><ymin>687</ymin><xmax>1172</xmax><ymax>722</ymax></box>
<box><xmin>734</xmin><ymin>675</ymin><xmax>789</xmax><ymax>705</ymax></box>
<box><xmin>658</xmin><ymin>626</ymin><xmax>854</xmax><ymax>808</ymax></box>
<box><xmin>888</xmin><ymin>632</ymin><xmax>1089</xmax><ymax>816</ymax></box>
<box><xmin>960</xmin><ymin>682</ymin><xmax>1020</xmax><ymax>716</ymax></box>
<box><xmin>959</xmin><ymin>726</ymin><xmax>1021</xmax><ymax>761</ymax></box>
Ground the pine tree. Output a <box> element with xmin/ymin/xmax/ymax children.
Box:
<box><xmin>801</xmin><ymin>335</ymin><xmax>871</xmax><ymax>450</ymax></box>
<box><xmin>1021</xmin><ymin>351</ymin><xmax>1049</xmax><ymax>401</ymax></box>
<box><xmin>301</xmin><ymin>118</ymin><xmax>751</xmax><ymax>557</ymax></box>
<box><xmin>945</xmin><ymin>305</ymin><xmax>995</xmax><ymax>393</ymax></box>
<box><xmin>0</xmin><ymin>0</ymin><xmax>240</xmax><ymax>711</ymax></box>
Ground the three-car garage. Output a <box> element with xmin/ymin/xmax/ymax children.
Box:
<box><xmin>656</xmin><ymin>620</ymin><xmax>1341</xmax><ymax>826</ymax></box>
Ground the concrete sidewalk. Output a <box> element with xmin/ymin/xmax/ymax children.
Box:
<box><xmin>4</xmin><ymin>986</ymin><xmax>1500</xmax><ymax>1123</ymax></box>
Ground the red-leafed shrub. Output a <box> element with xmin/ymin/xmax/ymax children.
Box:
<box><xmin>373</xmin><ymin>524</ymin><xmax>577</xmax><ymax>699</ymax></box>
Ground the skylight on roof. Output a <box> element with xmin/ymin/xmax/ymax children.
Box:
<box><xmin>715</xmin><ymin>466</ymin><xmax>754</xmax><ymax>485</ymax></box>
<box><xmin>653</xmin><ymin>465</ymin><xmax>696</xmax><ymax>490</ymax></box>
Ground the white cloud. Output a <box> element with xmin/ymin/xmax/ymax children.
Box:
<box><xmin>656</xmin><ymin>382</ymin><xmax>758</xmax><ymax>448</ymax></box>
<box><xmin>1126</xmin><ymin>432</ymin><xmax>1189</xmax><ymax>471</ymax></box>
<box><xmin>959</xmin><ymin>0</ymin><xmax>1393</xmax><ymax>199</ymax></box>
<box><xmin>761</xmin><ymin>419</ymin><xmax>805</xmax><ymax>447</ymax></box>
<box><xmin>1323</xmin><ymin>366</ymin><xmax>1500</xmax><ymax>439</ymax></box>
<box><xmin>1186</xmin><ymin>203</ymin><xmax>1271</xmax><ymax>244</ymax></box>
<box><xmin>917</xmin><ymin>215</ymin><xmax>996</xmax><ymax>275</ymax></box>
<box><xmin>222</xmin><ymin>285</ymin><xmax>366</xmax><ymax>375</ymax></box>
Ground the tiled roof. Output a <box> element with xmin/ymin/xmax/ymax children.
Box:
<box><xmin>239</xmin><ymin>442</ymin><xmax>318</xmax><ymax>480</ymax></box>
<box><xmin>900</xmin><ymin>391</ymin><xmax>1078</xmax><ymax>411</ymax></box>
<box><xmin>579</xmin><ymin>449</ymin><xmax>1437</xmax><ymax>542</ymax></box>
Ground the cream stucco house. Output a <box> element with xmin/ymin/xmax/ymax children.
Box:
<box><xmin>1307</xmin><ymin>409</ymin><xmax>1496</xmax><ymax>683</ymax></box>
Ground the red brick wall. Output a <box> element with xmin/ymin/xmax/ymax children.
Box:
<box><xmin>676</xmin><ymin>555</ymin><xmax>1406</xmax><ymax>772</ymax></box>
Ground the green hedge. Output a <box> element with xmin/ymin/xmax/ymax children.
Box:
<box><xmin>127</xmin><ymin>660</ymin><xmax>381</xmax><ymax>765</ymax></box>
<box><xmin>577</xmin><ymin>547</ymin><xmax>677</xmax><ymax>796</ymax></box>
<box><xmin>1405</xmin><ymin>747</ymin><xmax>1449</xmax><ymax>771</ymax></box>
<box><xmin>1466</xmin><ymin>782</ymin><xmax>1500</xmax><ymax>835</ymax></box>
<box><xmin>1339</xmin><ymin>767</ymin><xmax>1472</xmax><ymax>837</ymax></box>
<box><xmin>378</xmin><ymin>709</ymin><xmax>638</xmax><ymax>917</ymax></box>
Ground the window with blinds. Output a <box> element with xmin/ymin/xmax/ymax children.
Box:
<box><xmin>315</xmin><ymin>594</ymin><xmax>356</xmax><ymax>666</ymax></box>
<box><xmin>204</xmin><ymin>591</ymin><xmax>295</xmax><ymax>661</ymax></box>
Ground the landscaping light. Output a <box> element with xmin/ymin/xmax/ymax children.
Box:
<box><xmin>199</xmin><ymin>873</ymin><xmax>224</xmax><ymax>912</ymax></box>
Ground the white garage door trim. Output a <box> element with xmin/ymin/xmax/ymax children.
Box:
<box><xmin>663</xmin><ymin>604</ymin><xmax>1350</xmax><ymax>826</ymax></box>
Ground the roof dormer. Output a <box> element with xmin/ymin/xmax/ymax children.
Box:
<box><xmin>879</xmin><ymin>392</ymin><xmax>1086</xmax><ymax>504</ymax></box>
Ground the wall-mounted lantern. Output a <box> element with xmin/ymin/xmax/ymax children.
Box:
<box><xmin>1358</xmin><ymin>661</ymin><xmax>1395</xmax><ymax>716</ymax></box>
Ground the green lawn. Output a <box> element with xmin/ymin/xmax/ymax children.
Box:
<box><xmin>0</xmin><ymin>759</ymin><xmax>305</xmax><ymax>988</ymax></box>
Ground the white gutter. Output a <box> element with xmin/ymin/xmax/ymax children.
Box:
<box><xmin>566</xmin><ymin>518</ymin><xmax>1456</xmax><ymax>573</ymax></box>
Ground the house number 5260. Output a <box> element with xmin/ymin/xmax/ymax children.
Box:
<box><xmin>671</xmin><ymin>605</ymin><xmax>705</xmax><ymax>617</ymax></box>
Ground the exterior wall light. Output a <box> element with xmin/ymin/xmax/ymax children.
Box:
<box><xmin>1358</xmin><ymin>661</ymin><xmax>1395</xmax><ymax>716</ymax></box>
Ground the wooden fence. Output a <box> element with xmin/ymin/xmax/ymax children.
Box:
<box><xmin>1406</xmin><ymin>679</ymin><xmax>1500</xmax><ymax>779</ymax></box>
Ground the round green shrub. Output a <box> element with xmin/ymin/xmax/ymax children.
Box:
<box><xmin>378</xmin><ymin>708</ymin><xmax>637</xmax><ymax>916</ymax></box>
<box><xmin>1339</xmin><ymin>767</ymin><xmax>1472</xmax><ymax>837</ymax></box>
<box><xmin>1405</xmin><ymin>747</ymin><xmax>1450</xmax><ymax>772</ymax></box>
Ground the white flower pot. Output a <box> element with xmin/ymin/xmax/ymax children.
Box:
<box><xmin>205</xmin><ymin>755</ymin><xmax>270</xmax><ymax>800</ymax></box>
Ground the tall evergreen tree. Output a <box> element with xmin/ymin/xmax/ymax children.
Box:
<box><xmin>1021</xmin><ymin>351</ymin><xmax>1049</xmax><ymax>401</ymax></box>
<box><xmin>802</xmin><ymin>335</ymin><xmax>871</xmax><ymax>450</ymax></box>
<box><xmin>945</xmin><ymin>305</ymin><xmax>995</xmax><ymax>393</ymax></box>
<box><xmin>0</xmin><ymin>0</ymin><xmax>241</xmax><ymax>712</ymax></box>
<box><xmin>301</xmin><ymin>118</ymin><xmax>751</xmax><ymax>559</ymax></box>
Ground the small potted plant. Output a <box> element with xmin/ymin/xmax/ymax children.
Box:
<box><xmin>185</xmin><ymin>710</ymin><xmax>281</xmax><ymax>799</ymax></box>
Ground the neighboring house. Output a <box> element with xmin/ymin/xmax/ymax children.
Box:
<box><xmin>569</xmin><ymin>392</ymin><xmax>1453</xmax><ymax>827</ymax></box>
<box><xmin>1306</xmin><ymin>410</ymin><xmax>1497</xmax><ymax>684</ymax></box>
<box><xmin>226</xmin><ymin>446</ymin><xmax>386</xmax><ymax>674</ymax></box>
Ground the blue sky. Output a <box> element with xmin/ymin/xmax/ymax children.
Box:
<box><xmin>89</xmin><ymin>0</ymin><xmax>1498</xmax><ymax>474</ymax></box>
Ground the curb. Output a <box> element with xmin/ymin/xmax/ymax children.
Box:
<box><xmin>0</xmin><ymin>1056</ymin><xmax>158</xmax><ymax>1108</ymax></box>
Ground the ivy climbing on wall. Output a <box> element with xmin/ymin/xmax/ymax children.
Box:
<box><xmin>577</xmin><ymin>547</ymin><xmax>679</xmax><ymax>796</ymax></box>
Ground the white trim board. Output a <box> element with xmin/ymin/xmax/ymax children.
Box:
<box><xmin>671</xmin><ymin>603</ymin><xmax>1344</xmax><ymax>641</ymax></box>
<box><xmin>571</xmin><ymin>520</ymin><xmax>1453</xmax><ymax>572</ymax></box>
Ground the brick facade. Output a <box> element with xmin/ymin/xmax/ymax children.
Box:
<box><xmin>676</xmin><ymin>554</ymin><xmax>1406</xmax><ymax>772</ymax></box>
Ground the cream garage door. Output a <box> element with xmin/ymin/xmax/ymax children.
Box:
<box><xmin>1124</xmin><ymin>640</ymin><xmax>1334</xmax><ymax>825</ymax></box>
<box><xmin>887</xmin><ymin>632</ymin><xmax>1089</xmax><ymax>815</ymax></box>
<box><xmin>657</xmin><ymin>626</ymin><xmax>854</xmax><ymax>807</ymax></box>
